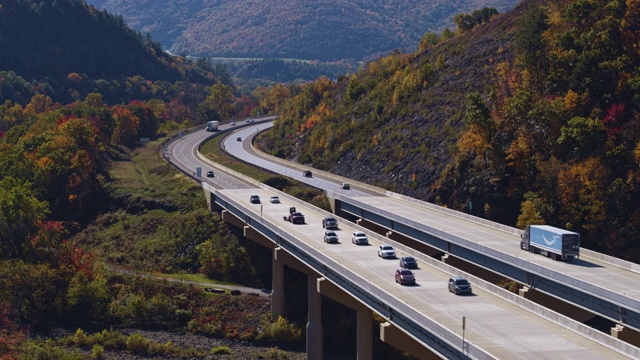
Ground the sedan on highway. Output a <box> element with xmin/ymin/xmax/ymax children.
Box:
<box><xmin>270</xmin><ymin>196</ymin><xmax>280</xmax><ymax>203</ymax></box>
<box><xmin>322</xmin><ymin>216</ymin><xmax>338</xmax><ymax>229</ymax></box>
<box><xmin>395</xmin><ymin>269</ymin><xmax>416</xmax><ymax>285</ymax></box>
<box><xmin>378</xmin><ymin>244</ymin><xmax>396</xmax><ymax>258</ymax></box>
<box><xmin>448</xmin><ymin>277</ymin><xmax>472</xmax><ymax>295</ymax></box>
<box><xmin>250</xmin><ymin>195</ymin><xmax>260</xmax><ymax>204</ymax></box>
<box><xmin>206</xmin><ymin>170</ymin><xmax>214</xmax><ymax>177</ymax></box>
<box><xmin>399</xmin><ymin>256</ymin><xmax>418</xmax><ymax>269</ymax></box>
<box><xmin>323</xmin><ymin>231</ymin><xmax>339</xmax><ymax>243</ymax></box>
<box><xmin>351</xmin><ymin>231</ymin><xmax>368</xmax><ymax>245</ymax></box>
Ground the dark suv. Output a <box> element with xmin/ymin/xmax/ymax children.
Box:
<box><xmin>250</xmin><ymin>195</ymin><xmax>260</xmax><ymax>204</ymax></box>
<box><xmin>303</xmin><ymin>170</ymin><xmax>312</xmax><ymax>177</ymax></box>
<box><xmin>448</xmin><ymin>277</ymin><xmax>472</xmax><ymax>295</ymax></box>
<box><xmin>322</xmin><ymin>216</ymin><xmax>338</xmax><ymax>229</ymax></box>
<box><xmin>288</xmin><ymin>212</ymin><xmax>305</xmax><ymax>224</ymax></box>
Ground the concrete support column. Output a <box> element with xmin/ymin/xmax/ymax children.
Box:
<box><xmin>307</xmin><ymin>274</ymin><xmax>323</xmax><ymax>360</ymax></box>
<box><xmin>357</xmin><ymin>309</ymin><xmax>373</xmax><ymax>360</ymax></box>
<box><xmin>271</xmin><ymin>249</ymin><xmax>285</xmax><ymax>319</ymax></box>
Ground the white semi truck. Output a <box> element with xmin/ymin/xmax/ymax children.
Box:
<box><xmin>205</xmin><ymin>121</ymin><xmax>219</xmax><ymax>131</ymax></box>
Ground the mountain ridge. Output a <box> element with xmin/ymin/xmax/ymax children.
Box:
<box><xmin>86</xmin><ymin>0</ymin><xmax>520</xmax><ymax>61</ymax></box>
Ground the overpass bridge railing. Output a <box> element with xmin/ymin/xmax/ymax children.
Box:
<box><xmin>334</xmin><ymin>193</ymin><xmax>640</xmax><ymax>332</ymax></box>
<box><xmin>204</xmin><ymin>183</ymin><xmax>496</xmax><ymax>360</ymax></box>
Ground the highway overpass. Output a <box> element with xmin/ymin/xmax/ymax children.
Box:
<box><xmin>227</xmin><ymin>122</ymin><xmax>640</xmax><ymax>339</ymax></box>
<box><xmin>164</xmin><ymin>119</ymin><xmax>638</xmax><ymax>359</ymax></box>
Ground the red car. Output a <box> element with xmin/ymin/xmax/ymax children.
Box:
<box><xmin>395</xmin><ymin>269</ymin><xmax>416</xmax><ymax>285</ymax></box>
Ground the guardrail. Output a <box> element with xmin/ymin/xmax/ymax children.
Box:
<box><xmin>166</xmin><ymin>125</ymin><xmax>639</xmax><ymax>358</ymax></box>
<box><xmin>204</xmin><ymin>182</ymin><xmax>495</xmax><ymax>360</ymax></box>
<box><xmin>336</xmin><ymin>194</ymin><xmax>640</xmax><ymax>313</ymax></box>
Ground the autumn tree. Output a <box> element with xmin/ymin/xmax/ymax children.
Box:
<box><xmin>261</xmin><ymin>83</ymin><xmax>290</xmax><ymax>113</ymax></box>
<box><xmin>202</xmin><ymin>83</ymin><xmax>235</xmax><ymax>121</ymax></box>
<box><xmin>0</xmin><ymin>177</ymin><xmax>49</xmax><ymax>259</ymax></box>
<box><xmin>111</xmin><ymin>106</ymin><xmax>140</xmax><ymax>146</ymax></box>
<box><xmin>514</xmin><ymin>4</ymin><xmax>548</xmax><ymax>87</ymax></box>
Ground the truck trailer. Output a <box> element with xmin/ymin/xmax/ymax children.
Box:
<box><xmin>520</xmin><ymin>225</ymin><xmax>580</xmax><ymax>261</ymax></box>
<box><xmin>205</xmin><ymin>121</ymin><xmax>219</xmax><ymax>131</ymax></box>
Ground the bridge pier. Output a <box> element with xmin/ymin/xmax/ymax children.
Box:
<box><xmin>318</xmin><ymin>278</ymin><xmax>374</xmax><ymax>359</ymax></box>
<box><xmin>380</xmin><ymin>322</ymin><xmax>437</xmax><ymax>359</ymax></box>
<box><xmin>271</xmin><ymin>250</ymin><xmax>285</xmax><ymax>319</ymax></box>
<box><xmin>357</xmin><ymin>309</ymin><xmax>373</xmax><ymax>359</ymax></box>
<box><xmin>307</xmin><ymin>274</ymin><xmax>323</xmax><ymax>360</ymax></box>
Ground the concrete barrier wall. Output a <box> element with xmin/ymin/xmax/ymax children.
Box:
<box><xmin>377</xmin><ymin>237</ymin><xmax>640</xmax><ymax>358</ymax></box>
<box><xmin>191</xmin><ymin>129</ymin><xmax>639</xmax><ymax>358</ymax></box>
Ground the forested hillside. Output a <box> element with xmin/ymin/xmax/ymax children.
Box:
<box><xmin>259</xmin><ymin>0</ymin><xmax>640</xmax><ymax>261</ymax></box>
<box><xmin>0</xmin><ymin>0</ymin><xmax>229</xmax><ymax>105</ymax></box>
<box><xmin>86</xmin><ymin>0</ymin><xmax>519</xmax><ymax>61</ymax></box>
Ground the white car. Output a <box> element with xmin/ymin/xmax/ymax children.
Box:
<box><xmin>351</xmin><ymin>231</ymin><xmax>368</xmax><ymax>245</ymax></box>
<box><xmin>378</xmin><ymin>244</ymin><xmax>396</xmax><ymax>258</ymax></box>
<box><xmin>270</xmin><ymin>196</ymin><xmax>280</xmax><ymax>203</ymax></box>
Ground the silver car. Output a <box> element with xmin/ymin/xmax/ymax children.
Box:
<box><xmin>378</xmin><ymin>244</ymin><xmax>396</xmax><ymax>258</ymax></box>
<box><xmin>448</xmin><ymin>277</ymin><xmax>472</xmax><ymax>295</ymax></box>
<box><xmin>351</xmin><ymin>231</ymin><xmax>368</xmax><ymax>245</ymax></box>
<box><xmin>324</xmin><ymin>231</ymin><xmax>339</xmax><ymax>243</ymax></box>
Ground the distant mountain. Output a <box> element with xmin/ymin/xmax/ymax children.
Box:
<box><xmin>0</xmin><ymin>0</ymin><xmax>217</xmax><ymax>104</ymax></box>
<box><xmin>85</xmin><ymin>0</ymin><xmax>520</xmax><ymax>61</ymax></box>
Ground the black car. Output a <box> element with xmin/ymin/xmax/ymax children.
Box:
<box><xmin>448</xmin><ymin>277</ymin><xmax>472</xmax><ymax>295</ymax></box>
<box><xmin>206</xmin><ymin>170</ymin><xmax>214</xmax><ymax>177</ymax></box>
<box><xmin>250</xmin><ymin>195</ymin><xmax>260</xmax><ymax>204</ymax></box>
<box><xmin>322</xmin><ymin>216</ymin><xmax>338</xmax><ymax>229</ymax></box>
<box><xmin>303</xmin><ymin>170</ymin><xmax>312</xmax><ymax>177</ymax></box>
<box><xmin>399</xmin><ymin>256</ymin><xmax>418</xmax><ymax>269</ymax></box>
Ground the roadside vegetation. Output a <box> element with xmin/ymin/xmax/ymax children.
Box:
<box><xmin>259</xmin><ymin>0</ymin><xmax>640</xmax><ymax>261</ymax></box>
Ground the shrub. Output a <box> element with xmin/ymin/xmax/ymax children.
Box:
<box><xmin>261</xmin><ymin>347</ymin><xmax>289</xmax><ymax>359</ymax></box>
<box><xmin>91</xmin><ymin>344</ymin><xmax>104</xmax><ymax>359</ymax></box>
<box><xmin>18</xmin><ymin>339</ymin><xmax>84</xmax><ymax>360</ymax></box>
<box><xmin>211</xmin><ymin>346</ymin><xmax>232</xmax><ymax>355</ymax></box>
<box><xmin>256</xmin><ymin>316</ymin><xmax>302</xmax><ymax>344</ymax></box>
<box><xmin>125</xmin><ymin>333</ymin><xmax>151</xmax><ymax>355</ymax></box>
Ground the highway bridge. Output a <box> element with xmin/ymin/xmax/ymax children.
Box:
<box><xmin>164</xmin><ymin>118</ymin><xmax>640</xmax><ymax>359</ymax></box>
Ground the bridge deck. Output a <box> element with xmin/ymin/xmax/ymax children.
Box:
<box><xmin>221</xmin><ymin>187</ymin><xmax>629</xmax><ymax>359</ymax></box>
<box><xmin>357</xmin><ymin>195</ymin><xmax>640</xmax><ymax>306</ymax></box>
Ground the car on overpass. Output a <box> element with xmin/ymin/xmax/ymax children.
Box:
<box><xmin>378</xmin><ymin>244</ymin><xmax>396</xmax><ymax>258</ymax></box>
<box><xmin>351</xmin><ymin>231</ymin><xmax>368</xmax><ymax>245</ymax></box>
<box><xmin>399</xmin><ymin>256</ymin><xmax>418</xmax><ymax>269</ymax></box>
<box><xmin>395</xmin><ymin>269</ymin><xmax>416</xmax><ymax>285</ymax></box>
<box><xmin>322</xmin><ymin>216</ymin><xmax>338</xmax><ymax>229</ymax></box>
<box><xmin>270</xmin><ymin>196</ymin><xmax>280</xmax><ymax>203</ymax></box>
<box><xmin>206</xmin><ymin>170</ymin><xmax>214</xmax><ymax>177</ymax></box>
<box><xmin>323</xmin><ymin>231</ymin><xmax>339</xmax><ymax>243</ymax></box>
<box><xmin>250</xmin><ymin>195</ymin><xmax>260</xmax><ymax>204</ymax></box>
<box><xmin>284</xmin><ymin>212</ymin><xmax>305</xmax><ymax>224</ymax></box>
<box><xmin>448</xmin><ymin>276</ymin><xmax>472</xmax><ymax>295</ymax></box>
<box><xmin>340</xmin><ymin>182</ymin><xmax>351</xmax><ymax>189</ymax></box>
